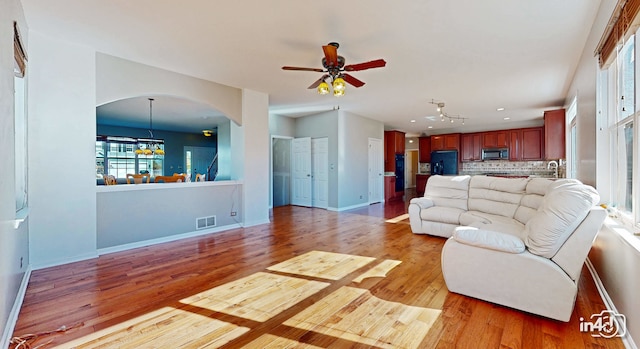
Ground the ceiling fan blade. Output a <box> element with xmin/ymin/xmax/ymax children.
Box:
<box><xmin>342</xmin><ymin>73</ymin><xmax>365</xmax><ymax>88</ymax></box>
<box><xmin>282</xmin><ymin>66</ymin><xmax>325</xmax><ymax>72</ymax></box>
<box><xmin>322</xmin><ymin>45</ymin><xmax>339</xmax><ymax>67</ymax></box>
<box><xmin>308</xmin><ymin>74</ymin><xmax>329</xmax><ymax>89</ymax></box>
<box><xmin>344</xmin><ymin>59</ymin><xmax>387</xmax><ymax>71</ymax></box>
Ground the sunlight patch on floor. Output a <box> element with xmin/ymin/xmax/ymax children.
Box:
<box><xmin>385</xmin><ymin>213</ymin><xmax>410</xmax><ymax>223</ymax></box>
<box><xmin>353</xmin><ymin>259</ymin><xmax>402</xmax><ymax>283</ymax></box>
<box><xmin>55</xmin><ymin>307</ymin><xmax>250</xmax><ymax>349</ymax></box>
<box><xmin>284</xmin><ymin>286</ymin><xmax>441</xmax><ymax>349</ymax></box>
<box><xmin>267</xmin><ymin>250</ymin><xmax>376</xmax><ymax>280</ymax></box>
<box><xmin>243</xmin><ymin>334</ymin><xmax>325</xmax><ymax>348</ymax></box>
<box><xmin>180</xmin><ymin>272</ymin><xmax>329</xmax><ymax>322</ymax></box>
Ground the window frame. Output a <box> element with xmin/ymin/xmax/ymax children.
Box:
<box><xmin>605</xmin><ymin>34</ymin><xmax>640</xmax><ymax>232</ymax></box>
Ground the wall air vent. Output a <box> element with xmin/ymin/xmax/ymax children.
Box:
<box><xmin>196</xmin><ymin>215</ymin><xmax>217</xmax><ymax>230</ymax></box>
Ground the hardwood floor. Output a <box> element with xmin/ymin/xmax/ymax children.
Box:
<box><xmin>11</xmin><ymin>196</ymin><xmax>624</xmax><ymax>348</ymax></box>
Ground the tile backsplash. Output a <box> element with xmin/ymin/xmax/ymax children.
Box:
<box><xmin>461</xmin><ymin>160</ymin><xmax>566</xmax><ymax>178</ymax></box>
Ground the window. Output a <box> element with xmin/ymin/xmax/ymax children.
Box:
<box><xmin>603</xmin><ymin>34</ymin><xmax>639</xmax><ymax>230</ymax></box>
<box><xmin>96</xmin><ymin>136</ymin><xmax>164</xmax><ymax>181</ymax></box>
<box><xmin>14</xmin><ymin>22</ymin><xmax>27</xmax><ymax>213</ymax></box>
<box><xmin>566</xmin><ymin>97</ymin><xmax>577</xmax><ymax>179</ymax></box>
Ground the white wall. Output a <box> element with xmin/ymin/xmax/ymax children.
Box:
<box><xmin>269</xmin><ymin>113</ymin><xmax>296</xmax><ymax>137</ymax></box>
<box><xmin>237</xmin><ymin>89</ymin><xmax>270</xmax><ymax>227</ymax></box>
<box><xmin>0</xmin><ymin>0</ymin><xmax>30</xmax><ymax>346</ymax></box>
<box><xmin>567</xmin><ymin>0</ymin><xmax>640</xmax><ymax>345</ymax></box>
<box><xmin>27</xmin><ymin>31</ymin><xmax>98</xmax><ymax>268</ymax></box>
<box><xmin>96</xmin><ymin>54</ymin><xmax>243</xmax><ymax>126</ymax></box>
<box><xmin>337</xmin><ymin>111</ymin><xmax>384</xmax><ymax>209</ymax></box>
<box><xmin>97</xmin><ymin>182</ymin><xmax>242</xmax><ymax>249</ymax></box>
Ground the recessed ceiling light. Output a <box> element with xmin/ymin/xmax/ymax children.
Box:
<box><xmin>428</xmin><ymin>126</ymin><xmax>433</xmax><ymax>129</ymax></box>
<box><xmin>503</xmin><ymin>117</ymin><xmax>510</xmax><ymax>120</ymax></box>
<box><xmin>410</xmin><ymin>119</ymin><xmax>416</xmax><ymax>123</ymax></box>
<box><xmin>497</xmin><ymin>107</ymin><xmax>505</xmax><ymax>111</ymax></box>
<box><xmin>409</xmin><ymin>139</ymin><xmax>414</xmax><ymax>143</ymax></box>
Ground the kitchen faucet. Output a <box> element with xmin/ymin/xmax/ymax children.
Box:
<box><xmin>547</xmin><ymin>160</ymin><xmax>559</xmax><ymax>178</ymax></box>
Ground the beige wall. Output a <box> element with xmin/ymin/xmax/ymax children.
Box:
<box><xmin>567</xmin><ymin>0</ymin><xmax>640</xmax><ymax>345</ymax></box>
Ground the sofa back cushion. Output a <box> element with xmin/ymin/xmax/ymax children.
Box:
<box><xmin>425</xmin><ymin>175</ymin><xmax>471</xmax><ymax>211</ymax></box>
<box><xmin>525</xmin><ymin>179</ymin><xmax>600</xmax><ymax>258</ymax></box>
<box><xmin>467</xmin><ymin>176</ymin><xmax>528</xmax><ymax>219</ymax></box>
<box><xmin>514</xmin><ymin>178</ymin><xmax>554</xmax><ymax>225</ymax></box>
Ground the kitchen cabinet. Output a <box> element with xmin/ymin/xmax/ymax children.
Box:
<box><xmin>509</xmin><ymin>127</ymin><xmax>544</xmax><ymax>161</ymax></box>
<box><xmin>418</xmin><ymin>137</ymin><xmax>431</xmax><ymax>163</ymax></box>
<box><xmin>431</xmin><ymin>133</ymin><xmax>460</xmax><ymax>151</ymax></box>
<box><xmin>384</xmin><ymin>176</ymin><xmax>399</xmax><ymax>201</ymax></box>
<box><xmin>384</xmin><ymin>130</ymin><xmax>405</xmax><ymax>172</ymax></box>
<box><xmin>461</xmin><ymin>133</ymin><xmax>482</xmax><ymax>162</ymax></box>
<box><xmin>416</xmin><ymin>174</ymin><xmax>430</xmax><ymax>196</ymax></box>
<box><xmin>482</xmin><ymin>131</ymin><xmax>509</xmax><ymax>148</ymax></box>
<box><xmin>544</xmin><ymin>109</ymin><xmax>566</xmax><ymax>159</ymax></box>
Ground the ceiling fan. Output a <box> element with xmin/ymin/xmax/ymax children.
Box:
<box><xmin>282</xmin><ymin>42</ymin><xmax>386</xmax><ymax>96</ymax></box>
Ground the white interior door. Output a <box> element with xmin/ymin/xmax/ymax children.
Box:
<box><xmin>292</xmin><ymin>137</ymin><xmax>312</xmax><ymax>207</ymax></box>
<box><xmin>312</xmin><ymin>138</ymin><xmax>329</xmax><ymax>209</ymax></box>
<box><xmin>368</xmin><ymin>138</ymin><xmax>384</xmax><ymax>203</ymax></box>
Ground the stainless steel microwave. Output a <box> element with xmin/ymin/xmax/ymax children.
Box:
<box><xmin>482</xmin><ymin>148</ymin><xmax>509</xmax><ymax>160</ymax></box>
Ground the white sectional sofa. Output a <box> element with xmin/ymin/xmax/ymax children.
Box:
<box><xmin>408</xmin><ymin>175</ymin><xmax>606</xmax><ymax>321</ymax></box>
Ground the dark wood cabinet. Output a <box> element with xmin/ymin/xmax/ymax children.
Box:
<box><xmin>416</xmin><ymin>174</ymin><xmax>430</xmax><ymax>196</ymax></box>
<box><xmin>461</xmin><ymin>133</ymin><xmax>482</xmax><ymax>162</ymax></box>
<box><xmin>482</xmin><ymin>131</ymin><xmax>509</xmax><ymax>148</ymax></box>
<box><xmin>509</xmin><ymin>127</ymin><xmax>543</xmax><ymax>161</ymax></box>
<box><xmin>384</xmin><ymin>176</ymin><xmax>400</xmax><ymax>201</ymax></box>
<box><xmin>544</xmin><ymin>109</ymin><xmax>566</xmax><ymax>159</ymax></box>
<box><xmin>431</xmin><ymin>133</ymin><xmax>460</xmax><ymax>151</ymax></box>
<box><xmin>418</xmin><ymin>137</ymin><xmax>431</xmax><ymax>163</ymax></box>
<box><xmin>384</xmin><ymin>130</ymin><xmax>405</xmax><ymax>172</ymax></box>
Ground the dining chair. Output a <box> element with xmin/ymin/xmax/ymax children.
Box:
<box><xmin>154</xmin><ymin>174</ymin><xmax>186</xmax><ymax>183</ymax></box>
<box><xmin>126</xmin><ymin>173</ymin><xmax>150</xmax><ymax>184</ymax></box>
<box><xmin>103</xmin><ymin>174</ymin><xmax>117</xmax><ymax>185</ymax></box>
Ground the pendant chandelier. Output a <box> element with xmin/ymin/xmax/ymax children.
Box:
<box><xmin>135</xmin><ymin>98</ymin><xmax>165</xmax><ymax>156</ymax></box>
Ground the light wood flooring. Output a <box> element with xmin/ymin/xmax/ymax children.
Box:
<box><xmin>11</xmin><ymin>194</ymin><xmax>625</xmax><ymax>348</ymax></box>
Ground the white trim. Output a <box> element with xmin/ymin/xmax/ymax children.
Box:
<box><xmin>96</xmin><ymin>179</ymin><xmax>241</xmax><ymax>193</ymax></box>
<box><xmin>241</xmin><ymin>219</ymin><xmax>271</xmax><ymax>228</ymax></box>
<box><xmin>327</xmin><ymin>202</ymin><xmax>370</xmax><ymax>212</ymax></box>
<box><xmin>97</xmin><ymin>223</ymin><xmax>243</xmax><ymax>256</ymax></box>
<box><xmin>1</xmin><ymin>266</ymin><xmax>32</xmax><ymax>349</ymax></box>
<box><xmin>586</xmin><ymin>259</ymin><xmax>637</xmax><ymax>349</ymax></box>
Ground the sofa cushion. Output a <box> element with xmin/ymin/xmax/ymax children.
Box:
<box><xmin>420</xmin><ymin>206</ymin><xmax>465</xmax><ymax>224</ymax></box>
<box><xmin>453</xmin><ymin>227</ymin><xmax>526</xmax><ymax>253</ymax></box>
<box><xmin>524</xmin><ymin>180</ymin><xmax>600</xmax><ymax>258</ymax></box>
<box><xmin>424</xmin><ymin>175</ymin><xmax>471</xmax><ymax>211</ymax></box>
<box><xmin>467</xmin><ymin>176</ymin><xmax>527</xmax><ymax>219</ymax></box>
<box><xmin>461</xmin><ymin>211</ymin><xmax>526</xmax><ymax>239</ymax></box>
<box><xmin>514</xmin><ymin>178</ymin><xmax>554</xmax><ymax>225</ymax></box>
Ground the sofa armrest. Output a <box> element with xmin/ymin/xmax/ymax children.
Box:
<box><xmin>453</xmin><ymin>227</ymin><xmax>525</xmax><ymax>254</ymax></box>
<box><xmin>409</xmin><ymin>197</ymin><xmax>435</xmax><ymax>210</ymax></box>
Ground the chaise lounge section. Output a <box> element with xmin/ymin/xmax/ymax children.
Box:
<box><xmin>408</xmin><ymin>175</ymin><xmax>606</xmax><ymax>321</ymax></box>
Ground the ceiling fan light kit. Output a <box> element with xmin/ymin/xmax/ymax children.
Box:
<box><xmin>283</xmin><ymin>42</ymin><xmax>386</xmax><ymax>97</ymax></box>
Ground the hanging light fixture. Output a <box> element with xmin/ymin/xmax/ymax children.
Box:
<box><xmin>135</xmin><ymin>98</ymin><xmax>165</xmax><ymax>156</ymax></box>
<box><xmin>429</xmin><ymin>99</ymin><xmax>468</xmax><ymax>125</ymax></box>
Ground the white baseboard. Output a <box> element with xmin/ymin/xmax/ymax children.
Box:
<box><xmin>1</xmin><ymin>266</ymin><xmax>32</xmax><ymax>349</ymax></box>
<box><xmin>97</xmin><ymin>223</ymin><xmax>242</xmax><ymax>256</ymax></box>
<box><xmin>585</xmin><ymin>258</ymin><xmax>637</xmax><ymax>349</ymax></box>
<box><xmin>327</xmin><ymin>202</ymin><xmax>370</xmax><ymax>212</ymax></box>
<box><xmin>32</xmin><ymin>252</ymin><xmax>99</xmax><ymax>271</ymax></box>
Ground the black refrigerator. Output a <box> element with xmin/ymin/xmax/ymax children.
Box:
<box><xmin>395</xmin><ymin>154</ymin><xmax>405</xmax><ymax>192</ymax></box>
<box><xmin>431</xmin><ymin>151</ymin><xmax>458</xmax><ymax>175</ymax></box>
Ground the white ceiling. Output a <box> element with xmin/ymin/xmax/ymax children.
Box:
<box><xmin>21</xmin><ymin>0</ymin><xmax>601</xmax><ymax>136</ymax></box>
